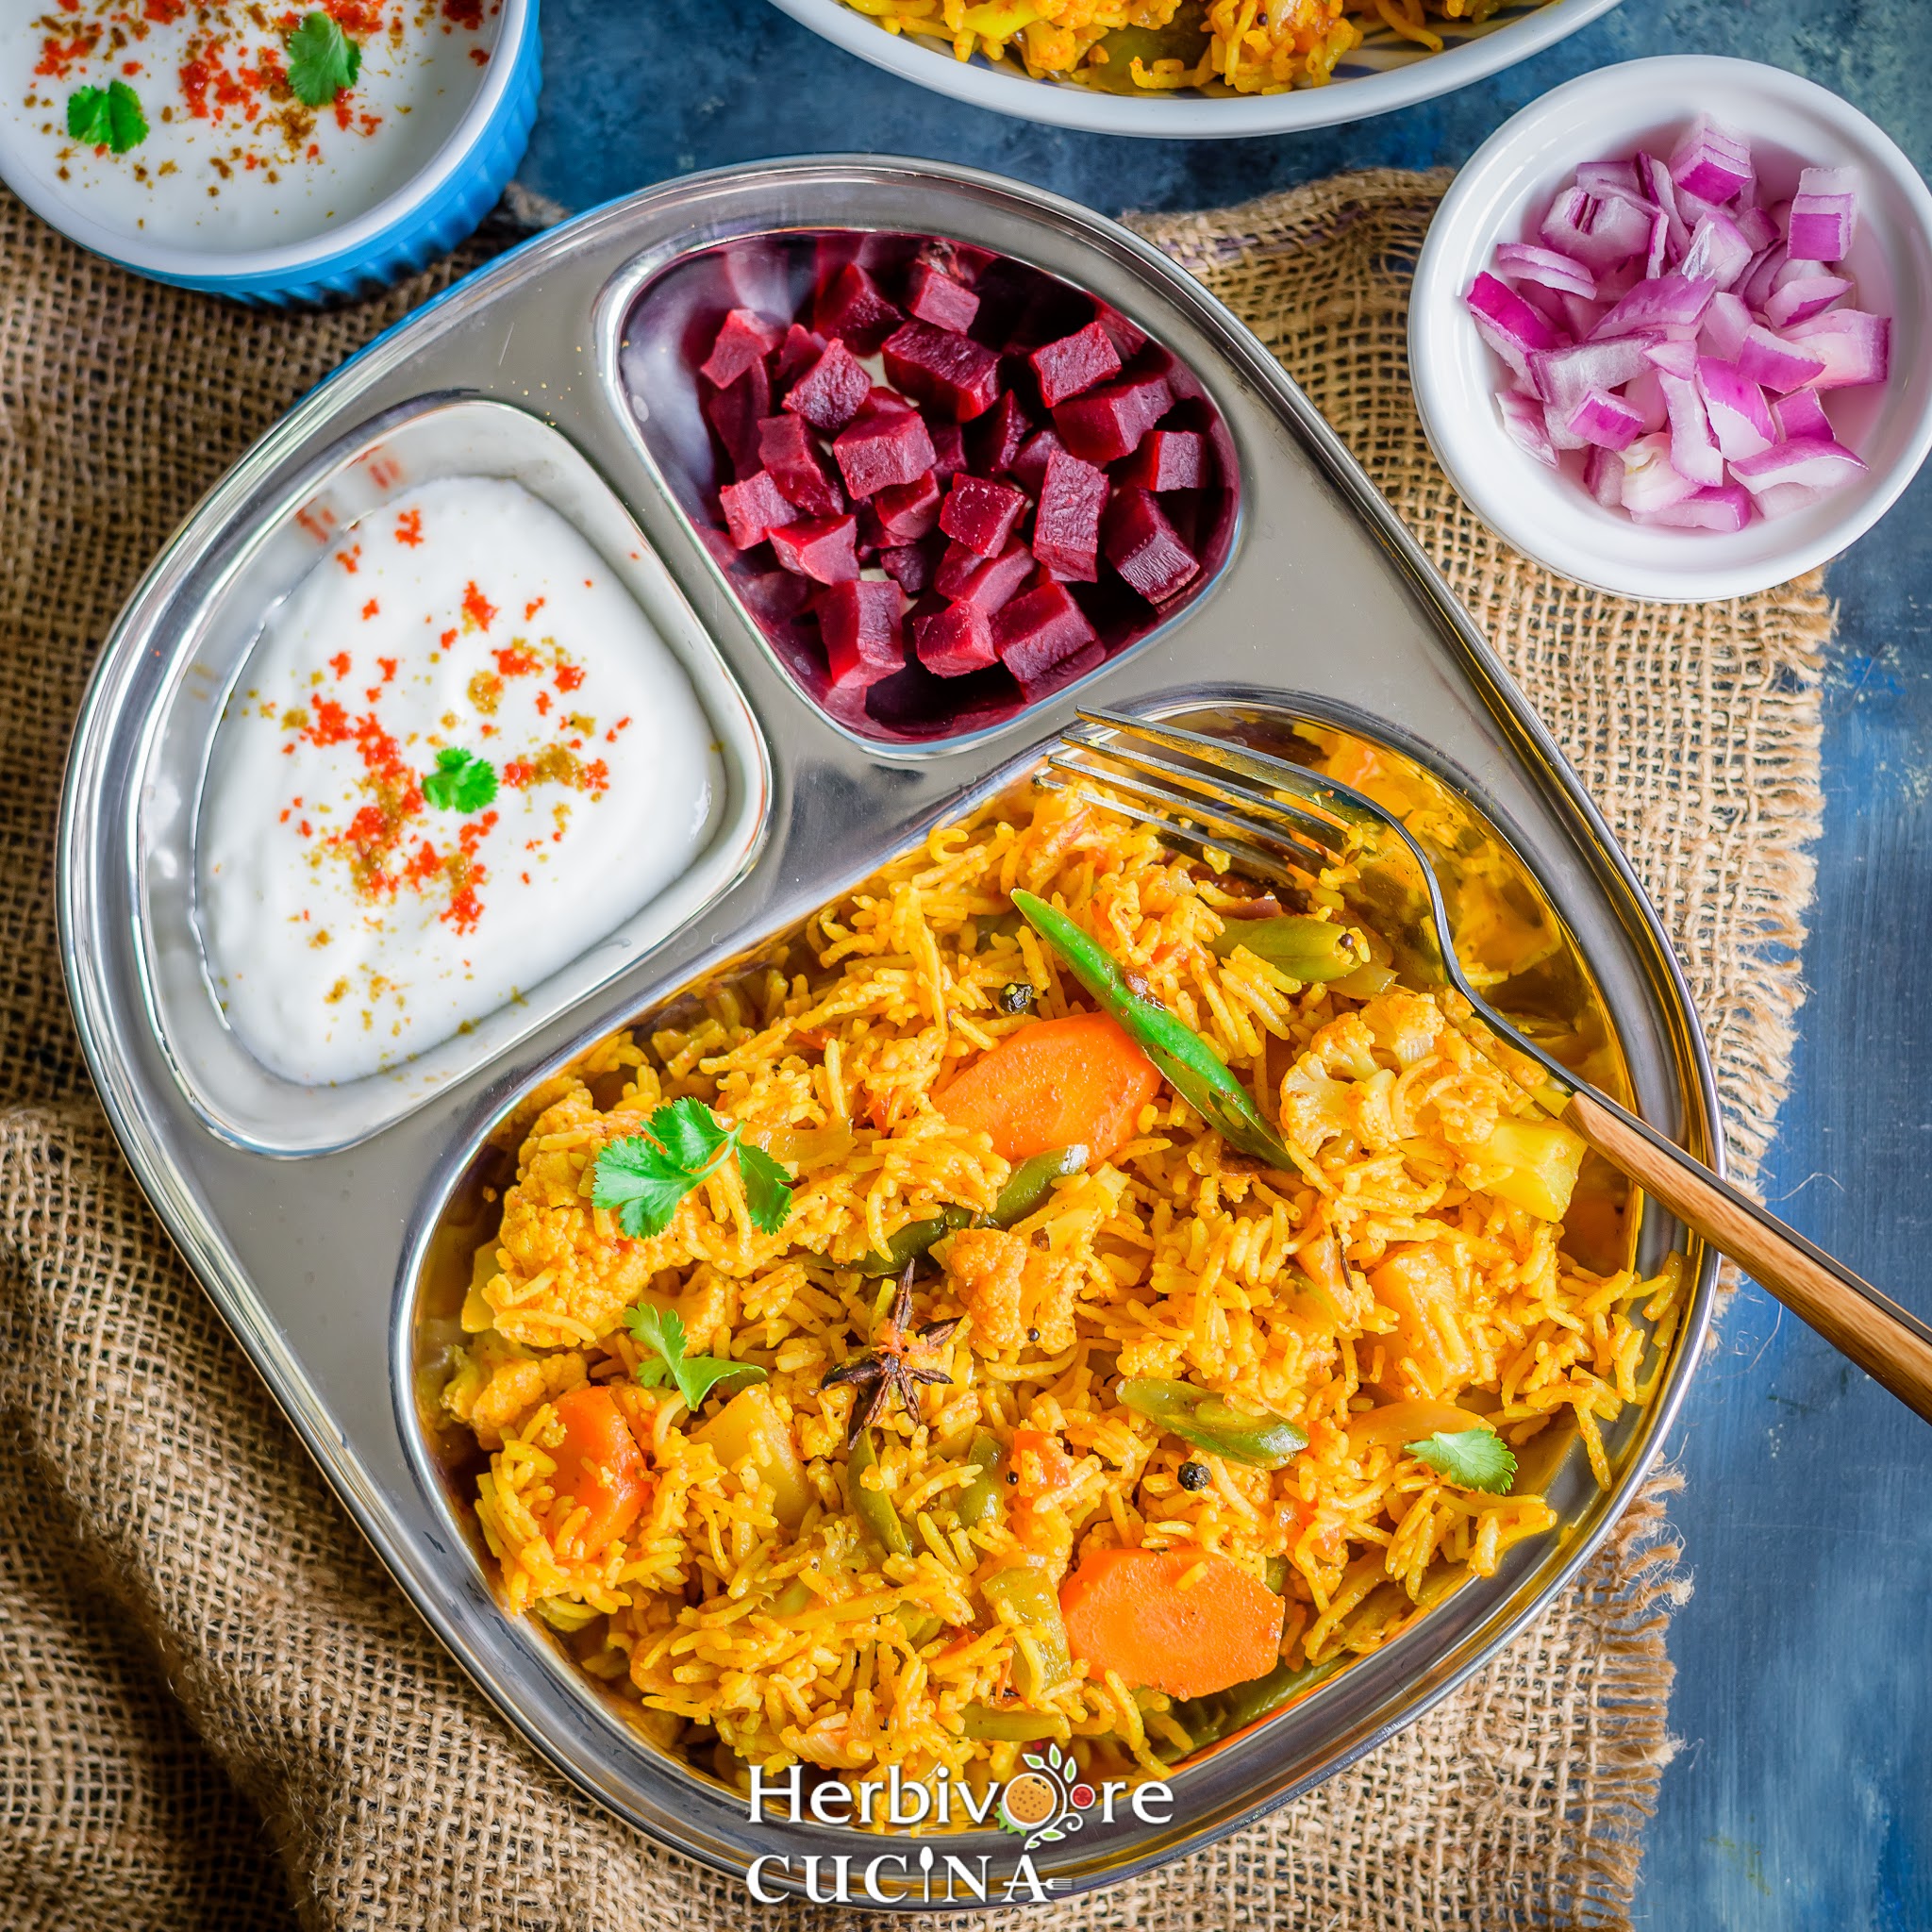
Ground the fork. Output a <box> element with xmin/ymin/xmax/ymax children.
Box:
<box><xmin>1050</xmin><ymin>707</ymin><xmax>1932</xmax><ymax>1426</ymax></box>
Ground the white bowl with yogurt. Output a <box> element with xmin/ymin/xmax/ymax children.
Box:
<box><xmin>0</xmin><ymin>0</ymin><xmax>541</xmax><ymax>302</ymax></box>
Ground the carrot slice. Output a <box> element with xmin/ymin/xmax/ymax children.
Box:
<box><xmin>1060</xmin><ymin>1546</ymin><xmax>1283</xmax><ymax>1701</ymax></box>
<box><xmin>542</xmin><ymin>1386</ymin><xmax>650</xmax><ymax>1556</ymax></box>
<box><xmin>938</xmin><ymin>1010</ymin><xmax>1160</xmax><ymax>1163</ymax></box>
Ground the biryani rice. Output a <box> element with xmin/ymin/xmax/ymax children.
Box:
<box><xmin>436</xmin><ymin>779</ymin><xmax>1678</xmax><ymax>1799</ymax></box>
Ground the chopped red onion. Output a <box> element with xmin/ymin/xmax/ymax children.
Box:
<box><xmin>1469</xmin><ymin>122</ymin><xmax>1884</xmax><ymax>538</ymax></box>
<box><xmin>1669</xmin><ymin>115</ymin><xmax>1754</xmax><ymax>204</ymax></box>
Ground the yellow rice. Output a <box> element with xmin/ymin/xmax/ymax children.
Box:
<box><xmin>436</xmin><ymin>774</ymin><xmax>1677</xmax><ymax>1798</ymax></box>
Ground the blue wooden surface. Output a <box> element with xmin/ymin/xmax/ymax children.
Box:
<box><xmin>514</xmin><ymin>4</ymin><xmax>1932</xmax><ymax>1922</ymax></box>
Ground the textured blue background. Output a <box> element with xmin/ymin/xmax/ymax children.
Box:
<box><xmin>516</xmin><ymin>4</ymin><xmax>1931</xmax><ymax>1923</ymax></box>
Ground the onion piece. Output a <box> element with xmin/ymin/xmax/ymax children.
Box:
<box><xmin>1700</xmin><ymin>291</ymin><xmax>1754</xmax><ymax>361</ymax></box>
<box><xmin>1542</xmin><ymin>185</ymin><xmax>1657</xmax><ymax>271</ymax></box>
<box><xmin>1591</xmin><ymin>270</ymin><xmax>1718</xmax><ymax>341</ymax></box>
<box><xmin>1629</xmin><ymin>484</ymin><xmax>1754</xmax><ymax>531</ymax></box>
<box><xmin>1575</xmin><ymin>159</ymin><xmax>1646</xmax><ymax>204</ymax></box>
<box><xmin>1782</xmin><ymin>308</ymin><xmax>1890</xmax><ymax>390</ymax></box>
<box><xmin>1740</xmin><ymin>242</ymin><xmax>1789</xmax><ymax>312</ymax></box>
<box><xmin>1465</xmin><ymin>272</ymin><xmax>1567</xmax><ymax>380</ymax></box>
<box><xmin>1566</xmin><ymin>387</ymin><xmax>1645</xmax><ymax>451</ymax></box>
<box><xmin>1729</xmin><ymin>433</ymin><xmax>1868</xmax><ymax>494</ymax></box>
<box><xmin>1772</xmin><ymin>387</ymin><xmax>1831</xmax><ymax>441</ymax></box>
<box><xmin>1787</xmin><ymin>164</ymin><xmax>1858</xmax><ymax>261</ymax></box>
<box><xmin>1640</xmin><ymin>153</ymin><xmax>1691</xmax><ymax>262</ymax></box>
<box><xmin>1584</xmin><ymin>443</ymin><xmax>1625</xmax><ymax>508</ymax></box>
<box><xmin>1736</xmin><ymin>324</ymin><xmax>1827</xmax><ymax>393</ymax></box>
<box><xmin>1643</xmin><ymin>337</ymin><xmax>1698</xmax><ymax>379</ymax></box>
<box><xmin>1764</xmin><ymin>274</ymin><xmax>1852</xmax><ymax>328</ymax></box>
<box><xmin>1527</xmin><ymin>334</ymin><xmax>1661</xmax><ymax>410</ymax></box>
<box><xmin>1669</xmin><ymin>115</ymin><xmax>1753</xmax><ymax>205</ymax></box>
<box><xmin>1624</xmin><ymin>367</ymin><xmax>1670</xmax><ymax>434</ymax></box>
<box><xmin>1620</xmin><ymin>431</ymin><xmax>1700</xmax><ymax>513</ymax></box>
<box><xmin>1496</xmin><ymin>390</ymin><xmax>1559</xmax><ymax>468</ymax></box>
<box><xmin>1735</xmin><ymin>205</ymin><xmax>1779</xmax><ymax>254</ymax></box>
<box><xmin>1695</xmin><ymin>357</ymin><xmax>1775</xmax><ymax>460</ymax></box>
<box><xmin>1492</xmin><ymin>242</ymin><xmax>1598</xmax><ymax>298</ymax></box>
<box><xmin>1657</xmin><ymin>371</ymin><xmax>1726</xmax><ymax>485</ymax></box>
<box><xmin>1679</xmin><ymin>211</ymin><xmax>1756</xmax><ymax>291</ymax></box>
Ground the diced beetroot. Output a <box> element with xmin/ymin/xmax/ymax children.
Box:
<box><xmin>813</xmin><ymin>262</ymin><xmax>903</xmax><ymax>349</ymax></box>
<box><xmin>718</xmin><ymin>470</ymin><xmax>799</xmax><ymax>551</ymax></box>
<box><xmin>991</xmin><ymin>582</ymin><xmax>1098</xmax><ymax>683</ymax></box>
<box><xmin>939</xmin><ymin>474</ymin><xmax>1028</xmax><ymax>558</ymax></box>
<box><xmin>736</xmin><ymin>567</ymin><xmax>812</xmax><ymax>625</ymax></box>
<box><xmin>1031</xmin><ymin>449</ymin><xmax>1108</xmax><ymax>581</ymax></box>
<box><xmin>927</xmin><ymin>417</ymin><xmax>967</xmax><ymax>483</ymax></box>
<box><xmin>881</xmin><ymin>540</ymin><xmax>941</xmax><ymax>595</ymax></box>
<box><xmin>906</xmin><ymin>261</ymin><xmax>981</xmax><ymax>334</ymax></box>
<box><xmin>881</xmin><ymin>322</ymin><xmax>1004</xmax><ymax>423</ymax></box>
<box><xmin>782</xmin><ymin>337</ymin><xmax>872</xmax><ymax>433</ymax></box>
<box><xmin>703</xmin><ymin>360</ymin><xmax>772</xmax><ymax>479</ymax></box>
<box><xmin>1115</xmin><ymin>427</ymin><xmax>1209</xmax><ymax>492</ymax></box>
<box><xmin>874</xmin><ymin>470</ymin><xmax>944</xmax><ymax>544</ymax></box>
<box><xmin>1018</xmin><ymin>638</ymin><xmax>1106</xmax><ymax>702</ymax></box>
<box><xmin>1008</xmin><ymin>427</ymin><xmax>1064</xmax><ymax>495</ymax></box>
<box><xmin>1054</xmin><ymin>371</ymin><xmax>1174</xmax><ymax>465</ymax></box>
<box><xmin>935</xmin><ymin>537</ymin><xmax>1035</xmax><ymax>612</ymax></box>
<box><xmin>967</xmin><ymin>391</ymin><xmax>1031</xmax><ymax>477</ymax></box>
<box><xmin>914</xmin><ymin>599</ymin><xmax>999</xmax><ymax>677</ymax></box>
<box><xmin>1029</xmin><ymin>321</ymin><xmax>1124</xmax><ymax>408</ymax></box>
<box><xmin>818</xmin><ymin>579</ymin><xmax>906</xmax><ymax>675</ymax></box>
<box><xmin>1103</xmin><ymin>488</ymin><xmax>1200</xmax><ymax>603</ymax></box>
<box><xmin>758</xmin><ymin>414</ymin><xmax>846</xmax><ymax>518</ymax></box>
<box><xmin>768</xmin><ymin>515</ymin><xmax>860</xmax><ymax>584</ymax></box>
<box><xmin>699</xmin><ymin>308</ymin><xmax>781</xmax><ymax>390</ymax></box>
<box><xmin>774</xmin><ymin>323</ymin><xmax>826</xmax><ymax>387</ymax></box>
<box><xmin>833</xmin><ymin>404</ymin><xmax>938</xmax><ymax>500</ymax></box>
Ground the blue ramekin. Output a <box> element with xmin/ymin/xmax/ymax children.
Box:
<box><xmin>0</xmin><ymin>0</ymin><xmax>541</xmax><ymax>306</ymax></box>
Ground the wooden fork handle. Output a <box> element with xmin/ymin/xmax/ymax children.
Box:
<box><xmin>1563</xmin><ymin>1089</ymin><xmax>1932</xmax><ymax>1424</ymax></box>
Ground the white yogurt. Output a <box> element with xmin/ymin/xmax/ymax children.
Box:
<box><xmin>198</xmin><ymin>476</ymin><xmax>722</xmax><ymax>1087</ymax></box>
<box><xmin>5</xmin><ymin>0</ymin><xmax>496</xmax><ymax>253</ymax></box>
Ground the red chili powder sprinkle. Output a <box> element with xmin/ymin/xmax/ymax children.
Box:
<box><xmin>554</xmin><ymin>663</ymin><xmax>586</xmax><ymax>694</ymax></box>
<box><xmin>334</xmin><ymin>543</ymin><xmax>361</xmax><ymax>575</ymax></box>
<box><xmin>142</xmin><ymin>0</ymin><xmax>185</xmax><ymax>19</ymax></box>
<box><xmin>394</xmin><ymin>509</ymin><xmax>424</xmax><ymax>547</ymax></box>
<box><xmin>534</xmin><ymin>691</ymin><xmax>551</xmax><ymax>716</ymax></box>
<box><xmin>440</xmin><ymin>627</ymin><xmax>457</xmax><ymax>647</ymax></box>
<box><xmin>461</xmin><ymin>581</ymin><xmax>496</xmax><ymax>632</ymax></box>
<box><xmin>328</xmin><ymin>651</ymin><xmax>351</xmax><ymax>678</ymax></box>
<box><xmin>441</xmin><ymin>0</ymin><xmax>482</xmax><ymax>25</ymax></box>
<box><xmin>361</xmin><ymin>598</ymin><xmax>379</xmax><ymax>620</ymax></box>
<box><xmin>502</xmin><ymin>760</ymin><xmax>533</xmax><ymax>789</ymax></box>
<box><xmin>491</xmin><ymin>643</ymin><xmax>538</xmax><ymax>677</ymax></box>
<box><xmin>36</xmin><ymin>36</ymin><xmax>96</xmax><ymax>79</ymax></box>
<box><xmin>377</xmin><ymin>656</ymin><xmax>398</xmax><ymax>682</ymax></box>
<box><xmin>523</xmin><ymin>595</ymin><xmax>545</xmax><ymax>620</ymax></box>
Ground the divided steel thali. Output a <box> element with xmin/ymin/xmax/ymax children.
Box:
<box><xmin>57</xmin><ymin>158</ymin><xmax>1719</xmax><ymax>1904</ymax></box>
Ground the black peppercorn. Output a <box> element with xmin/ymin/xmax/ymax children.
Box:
<box><xmin>997</xmin><ymin>982</ymin><xmax>1035</xmax><ymax>1014</ymax></box>
<box><xmin>1177</xmin><ymin>1460</ymin><xmax>1210</xmax><ymax>1491</ymax></box>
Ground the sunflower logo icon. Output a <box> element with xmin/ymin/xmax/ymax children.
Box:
<box><xmin>994</xmin><ymin>1742</ymin><xmax>1097</xmax><ymax>1849</ymax></box>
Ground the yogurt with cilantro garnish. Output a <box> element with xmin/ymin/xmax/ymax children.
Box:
<box><xmin>3</xmin><ymin>0</ymin><xmax>498</xmax><ymax>253</ymax></box>
<box><xmin>196</xmin><ymin>476</ymin><xmax>722</xmax><ymax>1087</ymax></box>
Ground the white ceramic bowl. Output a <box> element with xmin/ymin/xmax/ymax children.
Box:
<box><xmin>763</xmin><ymin>0</ymin><xmax>1621</xmax><ymax>138</ymax></box>
<box><xmin>1408</xmin><ymin>55</ymin><xmax>1932</xmax><ymax>602</ymax></box>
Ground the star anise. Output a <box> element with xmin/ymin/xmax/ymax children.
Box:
<box><xmin>821</xmin><ymin>1263</ymin><xmax>960</xmax><ymax>1443</ymax></box>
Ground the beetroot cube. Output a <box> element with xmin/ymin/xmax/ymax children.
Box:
<box><xmin>927</xmin><ymin>417</ymin><xmax>967</xmax><ymax>483</ymax></box>
<box><xmin>991</xmin><ymin>582</ymin><xmax>1098</xmax><ymax>683</ymax></box>
<box><xmin>939</xmin><ymin>474</ymin><xmax>1028</xmax><ymax>559</ymax></box>
<box><xmin>967</xmin><ymin>391</ymin><xmax>1031</xmax><ymax>477</ymax></box>
<box><xmin>813</xmin><ymin>262</ymin><xmax>904</xmax><ymax>349</ymax></box>
<box><xmin>700</xmin><ymin>308</ymin><xmax>781</xmax><ymax>391</ymax></box>
<box><xmin>1031</xmin><ymin>449</ymin><xmax>1108</xmax><ymax>582</ymax></box>
<box><xmin>782</xmin><ymin>337</ymin><xmax>872</xmax><ymax>434</ymax></box>
<box><xmin>818</xmin><ymin>578</ymin><xmax>906</xmax><ymax>675</ymax></box>
<box><xmin>881</xmin><ymin>540</ymin><xmax>940</xmax><ymax>596</ymax></box>
<box><xmin>906</xmin><ymin>261</ymin><xmax>981</xmax><ymax>334</ymax></box>
<box><xmin>1104</xmin><ymin>488</ymin><xmax>1201</xmax><ymax>603</ymax></box>
<box><xmin>718</xmin><ymin>470</ymin><xmax>799</xmax><ymax>551</ymax></box>
<box><xmin>935</xmin><ymin>538</ymin><xmax>1035</xmax><ymax>613</ymax></box>
<box><xmin>1029</xmin><ymin>321</ymin><xmax>1123</xmax><ymax>408</ymax></box>
<box><xmin>737</xmin><ymin>567</ymin><xmax>812</xmax><ymax>625</ymax></box>
<box><xmin>1115</xmin><ymin>427</ymin><xmax>1209</xmax><ymax>493</ymax></box>
<box><xmin>1018</xmin><ymin>639</ymin><xmax>1106</xmax><ymax>701</ymax></box>
<box><xmin>774</xmin><ymin>323</ymin><xmax>827</xmax><ymax>387</ymax></box>
<box><xmin>758</xmin><ymin>414</ymin><xmax>846</xmax><ymax>518</ymax></box>
<box><xmin>881</xmin><ymin>322</ymin><xmax>1003</xmax><ymax>423</ymax></box>
<box><xmin>874</xmin><ymin>471</ymin><xmax>944</xmax><ymax>544</ymax></box>
<box><xmin>769</xmin><ymin>515</ymin><xmax>860</xmax><ymax>584</ymax></box>
<box><xmin>1054</xmin><ymin>371</ymin><xmax>1174</xmax><ymax>465</ymax></box>
<box><xmin>833</xmin><ymin>404</ymin><xmax>938</xmax><ymax>500</ymax></box>
<box><xmin>703</xmin><ymin>359</ymin><xmax>772</xmax><ymax>479</ymax></box>
<box><xmin>1008</xmin><ymin>426</ymin><xmax>1064</xmax><ymax>495</ymax></box>
<box><xmin>914</xmin><ymin>600</ymin><xmax>998</xmax><ymax>677</ymax></box>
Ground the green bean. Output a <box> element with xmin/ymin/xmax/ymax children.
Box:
<box><xmin>961</xmin><ymin>1704</ymin><xmax>1064</xmax><ymax>1741</ymax></box>
<box><xmin>1264</xmin><ymin>1555</ymin><xmax>1291</xmax><ymax>1595</ymax></box>
<box><xmin>1329</xmin><ymin>961</ymin><xmax>1399</xmax><ymax>999</ymax></box>
<box><xmin>991</xmin><ymin>1144</ymin><xmax>1089</xmax><ymax>1225</ymax></box>
<box><xmin>857</xmin><ymin>1206</ymin><xmax>974</xmax><ymax>1277</ymax></box>
<box><xmin>981</xmin><ymin>1565</ymin><xmax>1074</xmax><ymax>1701</ymax></box>
<box><xmin>895</xmin><ymin>1605</ymin><xmax>944</xmax><ymax>1648</ymax></box>
<box><xmin>1164</xmin><ymin>1655</ymin><xmax>1341</xmax><ymax>1756</ymax></box>
<box><xmin>1013</xmin><ymin>890</ymin><xmax>1295</xmax><ymax>1170</ymax></box>
<box><xmin>1119</xmin><ymin>1377</ymin><xmax>1308</xmax><ymax>1469</ymax></box>
<box><xmin>1208</xmin><ymin>914</ymin><xmax>1370</xmax><ymax>983</ymax></box>
<box><xmin>847</xmin><ymin>1427</ymin><xmax>911</xmax><ymax>1557</ymax></box>
<box><xmin>954</xmin><ymin>1430</ymin><xmax>1005</xmax><ymax>1530</ymax></box>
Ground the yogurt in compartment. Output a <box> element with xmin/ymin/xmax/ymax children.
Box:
<box><xmin>6</xmin><ymin>0</ymin><xmax>497</xmax><ymax>252</ymax></box>
<box><xmin>198</xmin><ymin>476</ymin><xmax>723</xmax><ymax>1088</ymax></box>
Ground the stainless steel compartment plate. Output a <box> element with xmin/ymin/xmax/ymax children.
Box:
<box><xmin>58</xmin><ymin>158</ymin><xmax>1720</xmax><ymax>1905</ymax></box>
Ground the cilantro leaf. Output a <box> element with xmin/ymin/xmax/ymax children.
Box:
<box><xmin>422</xmin><ymin>746</ymin><xmax>497</xmax><ymax>813</ymax></box>
<box><xmin>67</xmin><ymin>81</ymin><xmax>147</xmax><ymax>154</ymax></box>
<box><xmin>625</xmin><ymin>1304</ymin><xmax>764</xmax><ymax>1411</ymax></box>
<box><xmin>286</xmin><ymin>10</ymin><xmax>361</xmax><ymax>108</ymax></box>
<box><xmin>591</xmin><ymin>1099</ymin><xmax>794</xmax><ymax>1241</ymax></box>
<box><xmin>1405</xmin><ymin>1427</ymin><xmax>1518</xmax><ymax>1494</ymax></box>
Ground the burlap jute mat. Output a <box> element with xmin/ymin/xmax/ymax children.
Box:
<box><xmin>0</xmin><ymin>171</ymin><xmax>1826</xmax><ymax>1931</ymax></box>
